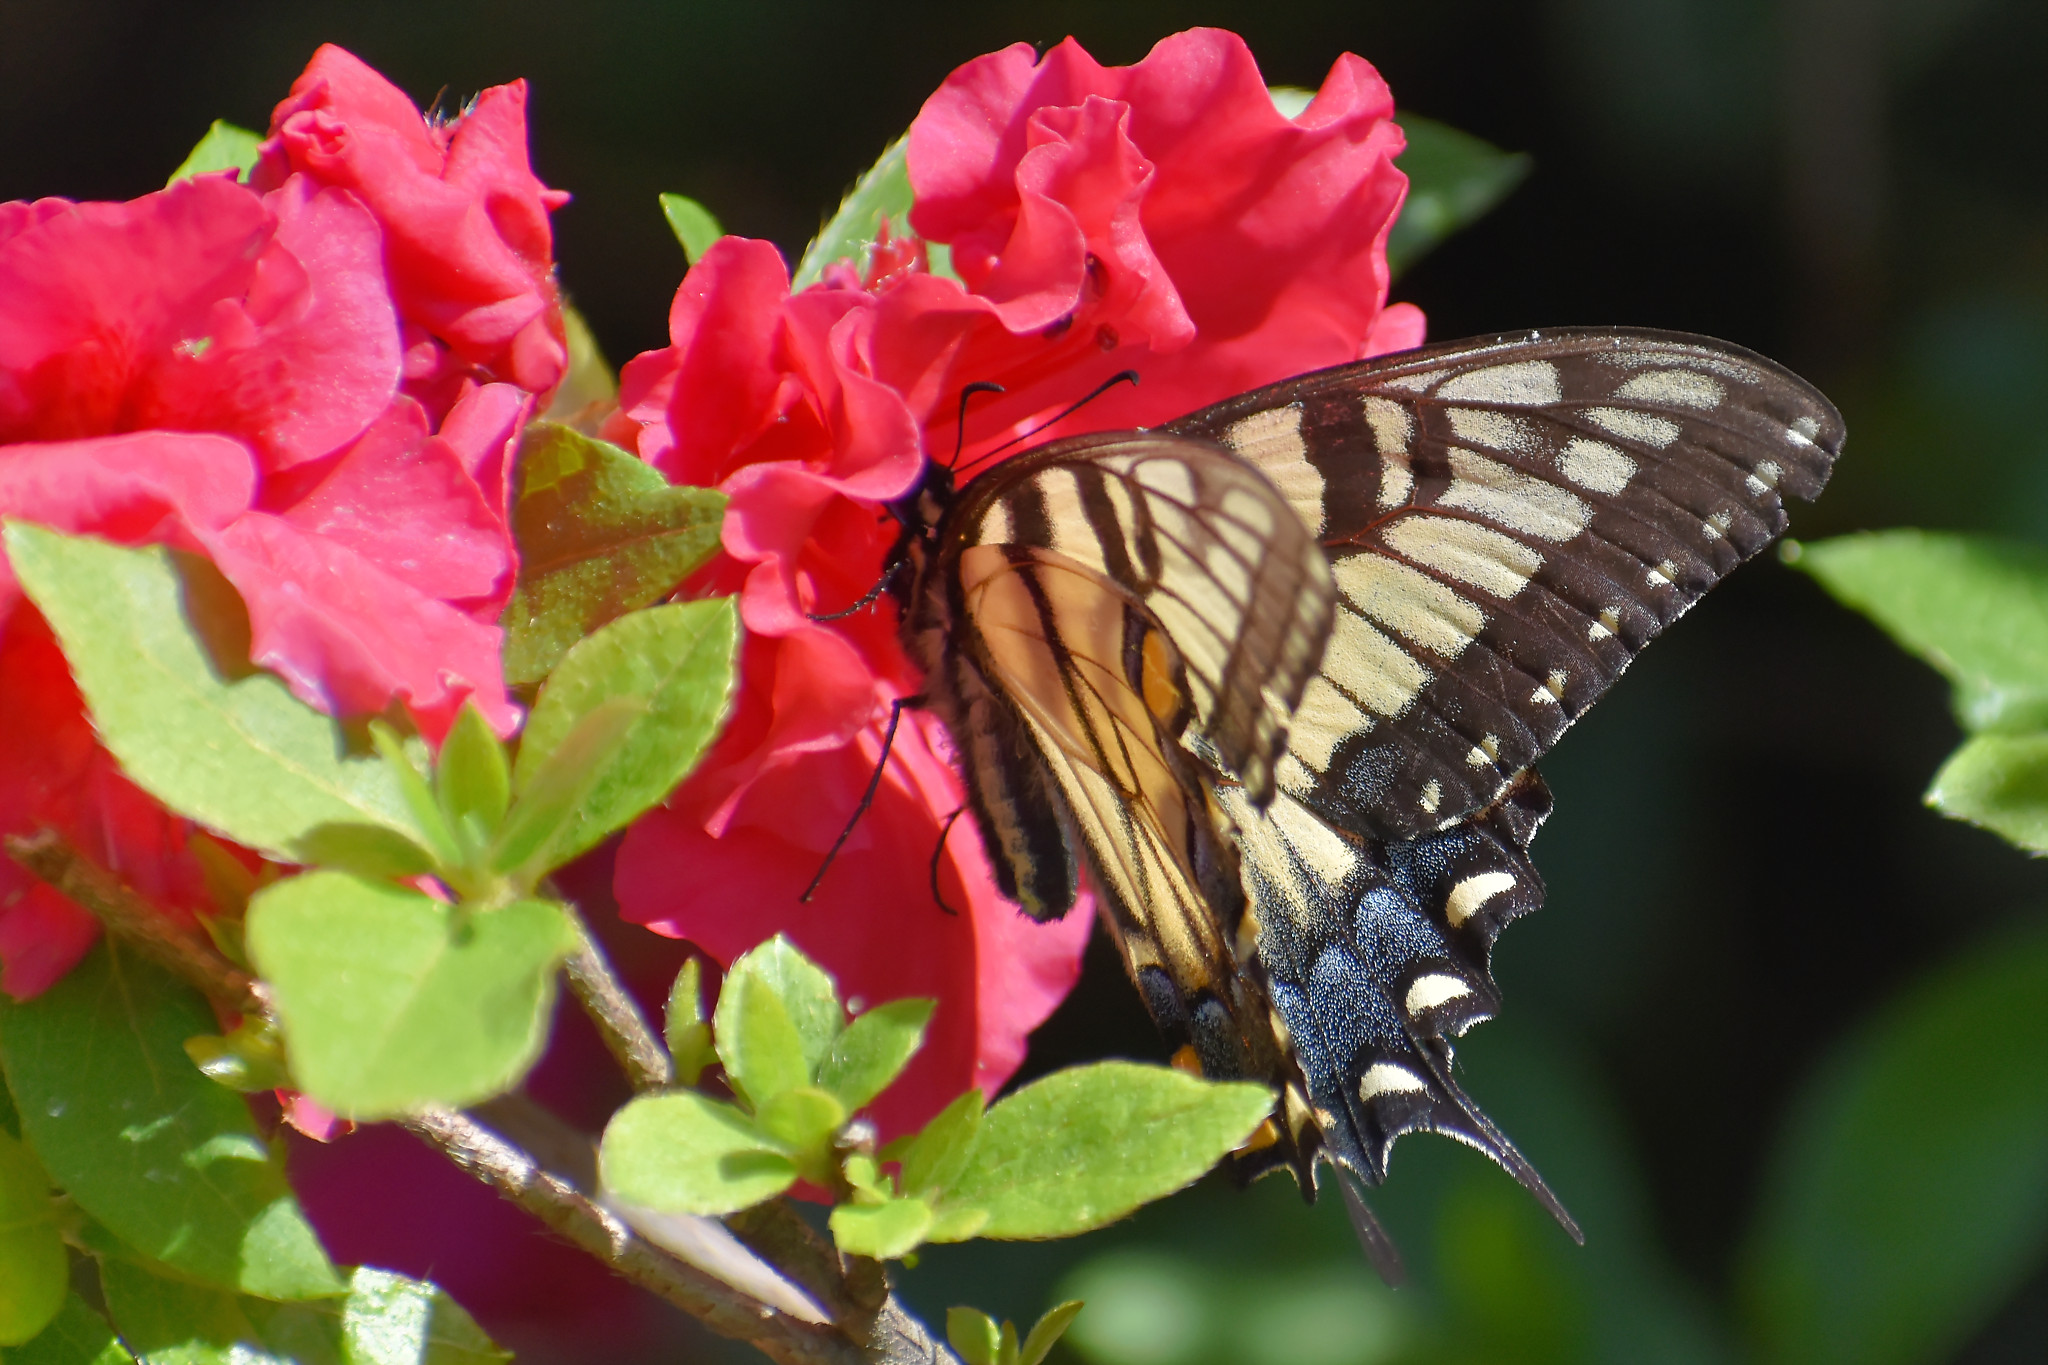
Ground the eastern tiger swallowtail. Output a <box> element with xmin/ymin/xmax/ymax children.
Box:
<box><xmin>881</xmin><ymin>327</ymin><xmax>1844</xmax><ymax>1273</ymax></box>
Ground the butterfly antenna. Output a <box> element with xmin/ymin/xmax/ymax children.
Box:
<box><xmin>808</xmin><ymin>559</ymin><xmax>907</xmax><ymax>622</ymax></box>
<box><xmin>954</xmin><ymin>368</ymin><xmax>1141</xmax><ymax>478</ymax></box>
<box><xmin>801</xmin><ymin>695</ymin><xmax>923</xmax><ymax>902</ymax></box>
<box><xmin>1338</xmin><ymin>1175</ymin><xmax>1409</xmax><ymax>1288</ymax></box>
<box><xmin>948</xmin><ymin>382</ymin><xmax>1007</xmax><ymax>469</ymax></box>
<box><xmin>927</xmin><ymin>805</ymin><xmax>967</xmax><ymax>915</ymax></box>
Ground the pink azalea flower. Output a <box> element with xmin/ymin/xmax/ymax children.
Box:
<box><xmin>606</xmin><ymin>30</ymin><xmax>1421</xmax><ymax>1133</ymax></box>
<box><xmin>252</xmin><ymin>44</ymin><xmax>571</xmax><ymax>418</ymax></box>
<box><xmin>0</xmin><ymin>96</ymin><xmax>550</xmax><ymax>994</ymax></box>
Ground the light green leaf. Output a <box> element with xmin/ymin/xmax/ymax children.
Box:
<box><xmin>3</xmin><ymin>526</ymin><xmax>421</xmax><ymax>859</ymax></box>
<box><xmin>247</xmin><ymin>872</ymin><xmax>576</xmax><ymax>1118</ymax></box>
<box><xmin>713</xmin><ymin>964</ymin><xmax>808</xmax><ymax>1109</ymax></box>
<box><xmin>367</xmin><ymin>725</ymin><xmax>461</xmax><ymax>870</ymax></box>
<box><xmin>924</xmin><ymin>1205</ymin><xmax>990</xmax><ymax>1243</ymax></box>
<box><xmin>0</xmin><ymin>944</ymin><xmax>340</xmax><ymax>1299</ymax></box>
<box><xmin>599</xmin><ymin>1091</ymin><xmax>796</xmax><ymax>1216</ymax></box>
<box><xmin>664</xmin><ymin>958</ymin><xmax>716</xmax><ymax>1087</ymax></box>
<box><xmin>1795</xmin><ymin>531</ymin><xmax>2048</xmax><ymax>732</ymax></box>
<box><xmin>658</xmin><ymin>193</ymin><xmax>724</xmax><ymax>264</ymax></box>
<box><xmin>719</xmin><ymin>936</ymin><xmax>842</xmax><ymax>1082</ymax></box>
<box><xmin>754</xmin><ymin>1086</ymin><xmax>847</xmax><ymax>1161</ymax></box>
<box><xmin>898</xmin><ymin>1089</ymin><xmax>983</xmax><ymax>1200</ymax></box>
<box><xmin>539</xmin><ymin>304</ymin><xmax>617</xmax><ymax>427</ymax></box>
<box><xmin>488</xmin><ymin>696</ymin><xmax>646</xmax><ymax>878</ymax></box>
<box><xmin>946</xmin><ymin>1306</ymin><xmax>1001</xmax><ymax>1365</ymax></box>
<box><xmin>511</xmin><ymin>599</ymin><xmax>740</xmax><ymax>865</ymax></box>
<box><xmin>1384</xmin><ymin>112</ymin><xmax>1531</xmax><ymax>278</ymax></box>
<box><xmin>1741</xmin><ymin>923</ymin><xmax>2048</xmax><ymax>1365</ymax></box>
<box><xmin>817</xmin><ymin>999</ymin><xmax>934</xmax><ymax>1112</ymax></box>
<box><xmin>1925</xmin><ymin>733</ymin><xmax>2048</xmax><ymax>853</ymax></box>
<box><xmin>167</xmin><ymin>120</ymin><xmax>262</xmax><ymax>186</ymax></box>
<box><xmin>181</xmin><ymin>1018</ymin><xmax>291</xmax><ymax>1095</ymax></box>
<box><xmin>100</xmin><ymin>1261</ymin><xmax>507</xmax><ymax>1365</ymax></box>
<box><xmin>1</xmin><ymin>1294</ymin><xmax>134</xmax><ymax>1365</ymax></box>
<box><xmin>500</xmin><ymin>423</ymin><xmax>726</xmax><ymax>686</ymax></box>
<box><xmin>793</xmin><ymin>136</ymin><xmax>958</xmax><ymax>290</ymax></box>
<box><xmin>0</xmin><ymin>1130</ymin><xmax>64</xmax><ymax>1345</ymax></box>
<box><xmin>941</xmin><ymin>1063</ymin><xmax>1272</xmax><ymax>1240</ymax></box>
<box><xmin>829</xmin><ymin>1197</ymin><xmax>934</xmax><ymax>1261</ymax></box>
<box><xmin>434</xmin><ymin>702</ymin><xmax>511</xmax><ymax>850</ymax></box>
<box><xmin>292</xmin><ymin>823</ymin><xmax>441</xmax><ymax>883</ymax></box>
<box><xmin>1018</xmin><ymin>1300</ymin><xmax>1085</xmax><ymax>1365</ymax></box>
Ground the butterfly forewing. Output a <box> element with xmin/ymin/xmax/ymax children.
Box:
<box><xmin>1169</xmin><ymin>328</ymin><xmax>1846</xmax><ymax>839</ymax></box>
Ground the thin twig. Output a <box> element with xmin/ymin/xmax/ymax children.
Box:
<box><xmin>405</xmin><ymin>1107</ymin><xmax>862</xmax><ymax>1365</ymax></box>
<box><xmin>725</xmin><ymin>1204</ymin><xmax>959</xmax><ymax>1363</ymax></box>
<box><xmin>5</xmin><ymin>830</ymin><xmax>265</xmax><ymax>1016</ymax></box>
<box><xmin>557</xmin><ymin>901</ymin><xmax>674</xmax><ymax>1090</ymax></box>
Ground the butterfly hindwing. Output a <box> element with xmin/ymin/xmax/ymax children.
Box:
<box><xmin>1169</xmin><ymin>328</ymin><xmax>1846</xmax><ymax>839</ymax></box>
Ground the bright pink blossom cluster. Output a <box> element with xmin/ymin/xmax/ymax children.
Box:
<box><xmin>603</xmin><ymin>28</ymin><xmax>1422</xmax><ymax>1134</ymax></box>
<box><xmin>0</xmin><ymin>45</ymin><xmax>566</xmax><ymax>997</ymax></box>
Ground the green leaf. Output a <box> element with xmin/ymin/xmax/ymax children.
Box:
<box><xmin>434</xmin><ymin>702</ymin><xmax>511</xmax><ymax>850</ymax></box>
<box><xmin>829</xmin><ymin>1196</ymin><xmax>934</xmax><ymax>1261</ymax></box>
<box><xmin>713</xmin><ymin>937</ymin><xmax>842</xmax><ymax>1105</ymax></box>
<box><xmin>167</xmin><ymin>120</ymin><xmax>262</xmax><ymax>186</ymax></box>
<box><xmin>2</xmin><ymin>1295</ymin><xmax>134</xmax><ymax>1365</ymax></box>
<box><xmin>658</xmin><ymin>193</ymin><xmax>724</xmax><ymax>264</ymax></box>
<box><xmin>599</xmin><ymin>1091</ymin><xmax>796</xmax><ymax>1216</ymax></box>
<box><xmin>1018</xmin><ymin>1300</ymin><xmax>1085</xmax><ymax>1365</ymax></box>
<box><xmin>817</xmin><ymin>999</ymin><xmax>933</xmax><ymax>1112</ymax></box>
<box><xmin>367</xmin><ymin>725</ymin><xmax>462</xmax><ymax>871</ymax></box>
<box><xmin>488</xmin><ymin>696</ymin><xmax>647</xmax><ymax>878</ymax></box>
<box><xmin>1741</xmin><ymin>922</ymin><xmax>2048</xmax><ymax>1365</ymax></box>
<box><xmin>3</xmin><ymin>526</ymin><xmax>421</xmax><ymax>859</ymax></box>
<box><xmin>246</xmin><ymin>872</ymin><xmax>576</xmax><ymax>1118</ymax></box>
<box><xmin>793</xmin><ymin>136</ymin><xmax>959</xmax><ymax>290</ymax></box>
<box><xmin>1385</xmin><ymin>112</ymin><xmax>1531</xmax><ymax>278</ymax></box>
<box><xmin>898</xmin><ymin>1089</ymin><xmax>983</xmax><ymax>1199</ymax></box>
<box><xmin>539</xmin><ymin>304</ymin><xmax>617</xmax><ymax>426</ymax></box>
<box><xmin>1795</xmin><ymin>531</ymin><xmax>2048</xmax><ymax>732</ymax></box>
<box><xmin>1925</xmin><ymin>733</ymin><xmax>2048</xmax><ymax>853</ymax></box>
<box><xmin>0</xmin><ymin>944</ymin><xmax>340</xmax><ymax>1299</ymax></box>
<box><xmin>754</xmin><ymin>1086</ymin><xmax>847</xmax><ymax>1162</ymax></box>
<box><xmin>940</xmin><ymin>1063</ymin><xmax>1272</xmax><ymax>1240</ymax></box>
<box><xmin>181</xmin><ymin>1018</ymin><xmax>291</xmax><ymax>1094</ymax></box>
<box><xmin>664</xmin><ymin>958</ymin><xmax>716</xmax><ymax>1087</ymax></box>
<box><xmin>946</xmin><ymin>1306</ymin><xmax>1002</xmax><ymax>1365</ymax></box>
<box><xmin>500</xmin><ymin>423</ymin><xmax>727</xmax><ymax>685</ymax></box>
<box><xmin>292</xmin><ymin>823</ymin><xmax>441</xmax><ymax>882</ymax></box>
<box><xmin>100</xmin><ymin>1261</ymin><xmax>507</xmax><ymax>1365</ymax></box>
<box><xmin>511</xmin><ymin>599</ymin><xmax>740</xmax><ymax>865</ymax></box>
<box><xmin>0</xmin><ymin>1129</ymin><xmax>64</xmax><ymax>1345</ymax></box>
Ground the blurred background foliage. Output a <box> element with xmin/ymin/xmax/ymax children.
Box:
<box><xmin>4</xmin><ymin>0</ymin><xmax>2047</xmax><ymax>1360</ymax></box>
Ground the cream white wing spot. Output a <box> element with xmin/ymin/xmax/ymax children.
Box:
<box><xmin>1221</xmin><ymin>405</ymin><xmax>1324</xmax><ymax>534</ymax></box>
<box><xmin>1267</xmin><ymin>792</ymin><xmax>1359</xmax><ymax>881</ymax></box>
<box><xmin>1703</xmin><ymin>510</ymin><xmax>1734</xmax><ymax>541</ymax></box>
<box><xmin>1383</xmin><ymin>517</ymin><xmax>1542</xmax><ymax>600</ymax></box>
<box><xmin>1585</xmin><ymin>407</ymin><xmax>1682</xmax><ymax>447</ymax></box>
<box><xmin>1358</xmin><ymin>1063</ymin><xmax>1431</xmax><ymax>1101</ymax></box>
<box><xmin>1135</xmin><ymin>457</ymin><xmax>1197</xmax><ymax>504</ymax></box>
<box><xmin>1437</xmin><ymin>360</ymin><xmax>1562</xmax><ymax>406</ymax></box>
<box><xmin>1441</xmin><ymin>449</ymin><xmax>1594</xmax><ymax>543</ymax></box>
<box><xmin>1362</xmin><ymin>397</ymin><xmax>1415</xmax><ymax>510</ymax></box>
<box><xmin>1528</xmin><ymin>668</ymin><xmax>1566</xmax><ymax>707</ymax></box>
<box><xmin>1404</xmin><ymin>973</ymin><xmax>1475</xmax><ymax>1015</ymax></box>
<box><xmin>1036</xmin><ymin>468</ymin><xmax>1105</xmax><ymax>572</ymax></box>
<box><xmin>1419</xmin><ymin>778</ymin><xmax>1442</xmax><ymax>814</ymax></box>
<box><xmin>1444</xmin><ymin>870</ymin><xmax>1516</xmax><ymax>927</ymax></box>
<box><xmin>1287</xmin><ymin>676</ymin><xmax>1372</xmax><ymax>772</ymax></box>
<box><xmin>1558</xmin><ymin>438</ymin><xmax>1638</xmax><ymax>494</ymax></box>
<box><xmin>1745</xmin><ymin>459</ymin><xmax>1783</xmax><ymax>495</ymax></box>
<box><xmin>1379</xmin><ymin>370</ymin><xmax>1445</xmax><ymax>393</ymax></box>
<box><xmin>1616</xmin><ymin>368</ymin><xmax>1724</xmax><ymax>410</ymax></box>
<box><xmin>1589</xmin><ymin>606</ymin><xmax>1620</xmax><ymax>641</ymax></box>
<box><xmin>1646</xmin><ymin>561</ymin><xmax>1675</xmax><ymax>588</ymax></box>
<box><xmin>1326</xmin><ymin>610</ymin><xmax>1432</xmax><ymax>719</ymax></box>
<box><xmin>979</xmin><ymin>498</ymin><xmax>1014</xmax><ymax>545</ymax></box>
<box><xmin>1333</xmin><ymin>556</ymin><xmax>1485</xmax><ymax>659</ymax></box>
<box><xmin>1788</xmin><ymin>415</ymin><xmax>1820</xmax><ymax>446</ymax></box>
<box><xmin>1447</xmin><ymin>407</ymin><xmax>1537</xmax><ymax>452</ymax></box>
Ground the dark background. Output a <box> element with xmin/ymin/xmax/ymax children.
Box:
<box><xmin>5</xmin><ymin>0</ymin><xmax>2046</xmax><ymax>1360</ymax></box>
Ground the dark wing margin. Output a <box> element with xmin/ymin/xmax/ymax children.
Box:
<box><xmin>947</xmin><ymin>432</ymin><xmax>1336</xmax><ymax>808</ymax></box>
<box><xmin>1169</xmin><ymin>327</ymin><xmax>1846</xmax><ymax>839</ymax></box>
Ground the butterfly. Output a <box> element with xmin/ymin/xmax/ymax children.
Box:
<box><xmin>883</xmin><ymin>327</ymin><xmax>1844</xmax><ymax>1272</ymax></box>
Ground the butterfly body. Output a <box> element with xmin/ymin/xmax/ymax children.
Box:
<box><xmin>884</xmin><ymin>328</ymin><xmax>1844</xmax><ymax>1255</ymax></box>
